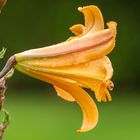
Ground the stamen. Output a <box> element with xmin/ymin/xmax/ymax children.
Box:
<box><xmin>103</xmin><ymin>80</ymin><xmax>114</xmax><ymax>91</ymax></box>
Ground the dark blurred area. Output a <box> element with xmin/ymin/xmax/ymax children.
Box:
<box><xmin>0</xmin><ymin>0</ymin><xmax>139</xmax><ymax>90</ymax></box>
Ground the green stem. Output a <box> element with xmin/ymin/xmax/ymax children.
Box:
<box><xmin>0</xmin><ymin>109</ymin><xmax>10</xmax><ymax>140</ymax></box>
<box><xmin>0</xmin><ymin>56</ymin><xmax>16</xmax><ymax>78</ymax></box>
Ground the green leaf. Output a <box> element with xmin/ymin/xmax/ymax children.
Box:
<box><xmin>0</xmin><ymin>48</ymin><xmax>6</xmax><ymax>59</ymax></box>
<box><xmin>2</xmin><ymin>109</ymin><xmax>10</xmax><ymax>126</ymax></box>
<box><xmin>6</xmin><ymin>68</ymin><xmax>15</xmax><ymax>78</ymax></box>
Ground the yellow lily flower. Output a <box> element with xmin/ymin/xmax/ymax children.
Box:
<box><xmin>13</xmin><ymin>5</ymin><xmax>117</xmax><ymax>133</ymax></box>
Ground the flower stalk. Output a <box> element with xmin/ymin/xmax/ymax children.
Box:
<box><xmin>0</xmin><ymin>71</ymin><xmax>11</xmax><ymax>140</ymax></box>
<box><xmin>0</xmin><ymin>2</ymin><xmax>12</xmax><ymax>138</ymax></box>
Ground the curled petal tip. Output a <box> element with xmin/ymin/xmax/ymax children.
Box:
<box><xmin>69</xmin><ymin>24</ymin><xmax>85</xmax><ymax>36</ymax></box>
<box><xmin>78</xmin><ymin>6</ymin><xmax>82</xmax><ymax>11</ymax></box>
<box><xmin>107</xmin><ymin>21</ymin><xmax>117</xmax><ymax>38</ymax></box>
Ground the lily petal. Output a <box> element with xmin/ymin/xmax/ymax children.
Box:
<box><xmin>15</xmin><ymin>28</ymin><xmax>114</xmax><ymax>64</ymax></box>
<box><xmin>15</xmin><ymin>7</ymin><xmax>117</xmax><ymax>68</ymax></box>
<box><xmin>69</xmin><ymin>24</ymin><xmax>85</xmax><ymax>36</ymax></box>
<box><xmin>107</xmin><ymin>21</ymin><xmax>117</xmax><ymax>38</ymax></box>
<box><xmin>54</xmin><ymin>85</ymin><xmax>75</xmax><ymax>102</ymax></box>
<box><xmin>15</xmin><ymin>65</ymin><xmax>98</xmax><ymax>133</ymax></box>
<box><xmin>78</xmin><ymin>5</ymin><xmax>104</xmax><ymax>34</ymax></box>
<box><xmin>69</xmin><ymin>5</ymin><xmax>104</xmax><ymax>38</ymax></box>
<box><xmin>16</xmin><ymin>56</ymin><xmax>113</xmax><ymax>101</ymax></box>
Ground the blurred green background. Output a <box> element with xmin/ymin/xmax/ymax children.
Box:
<box><xmin>0</xmin><ymin>0</ymin><xmax>140</xmax><ymax>139</ymax></box>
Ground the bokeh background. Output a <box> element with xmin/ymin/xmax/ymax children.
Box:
<box><xmin>0</xmin><ymin>0</ymin><xmax>140</xmax><ymax>139</ymax></box>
